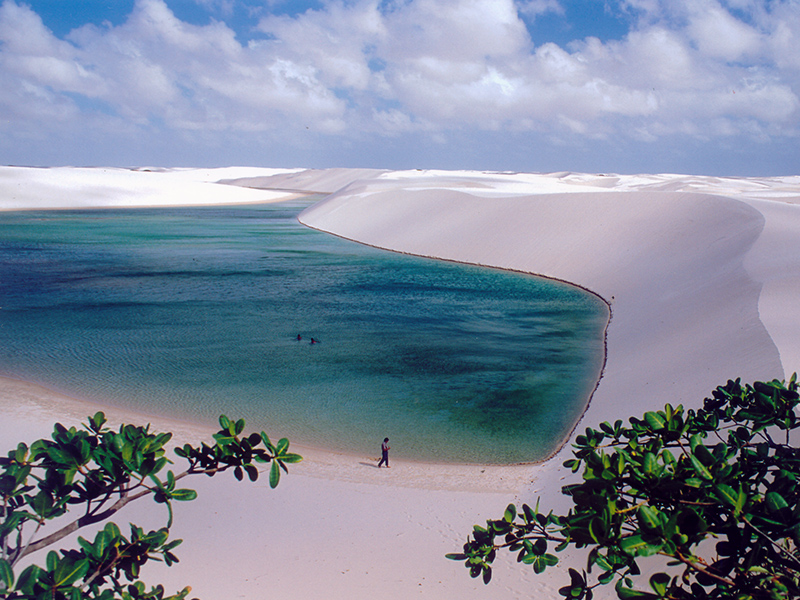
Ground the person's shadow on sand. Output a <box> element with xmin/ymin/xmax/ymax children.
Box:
<box><xmin>359</xmin><ymin>461</ymin><xmax>382</xmax><ymax>469</ymax></box>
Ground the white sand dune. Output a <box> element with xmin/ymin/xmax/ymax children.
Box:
<box><xmin>221</xmin><ymin>167</ymin><xmax>388</xmax><ymax>194</ymax></box>
<box><xmin>0</xmin><ymin>166</ymin><xmax>303</xmax><ymax>210</ymax></box>
<box><xmin>1</xmin><ymin>166</ymin><xmax>799</xmax><ymax>598</ymax></box>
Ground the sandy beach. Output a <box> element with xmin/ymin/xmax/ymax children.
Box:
<box><xmin>2</xmin><ymin>165</ymin><xmax>800</xmax><ymax>598</ymax></box>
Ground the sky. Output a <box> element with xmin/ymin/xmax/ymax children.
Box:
<box><xmin>0</xmin><ymin>0</ymin><xmax>798</xmax><ymax>175</ymax></box>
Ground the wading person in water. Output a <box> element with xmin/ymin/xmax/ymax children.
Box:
<box><xmin>378</xmin><ymin>437</ymin><xmax>390</xmax><ymax>468</ymax></box>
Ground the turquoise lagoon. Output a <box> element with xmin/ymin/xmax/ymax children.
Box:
<box><xmin>0</xmin><ymin>201</ymin><xmax>607</xmax><ymax>463</ymax></box>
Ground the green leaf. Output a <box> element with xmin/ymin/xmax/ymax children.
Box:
<box><xmin>46</xmin><ymin>551</ymin><xmax>58</xmax><ymax>573</ymax></box>
<box><xmin>104</xmin><ymin>522</ymin><xmax>122</xmax><ymax>539</ymax></box>
<box><xmin>446</xmin><ymin>553</ymin><xmax>467</xmax><ymax>561</ymax></box>
<box><xmin>558</xmin><ymin>568</ymin><xmax>587</xmax><ymax>597</ymax></box>
<box><xmin>32</xmin><ymin>490</ymin><xmax>53</xmax><ymax>517</ymax></box>
<box><xmin>532</xmin><ymin>538</ymin><xmax>547</xmax><ymax>555</ymax></box>
<box><xmin>16</xmin><ymin>565</ymin><xmax>43</xmax><ymax>592</ymax></box>
<box><xmin>165</xmin><ymin>500</ymin><xmax>175</xmax><ymax>528</ymax></box>
<box><xmin>77</xmin><ymin>535</ymin><xmax>94</xmax><ymax>558</ymax></box>
<box><xmin>689</xmin><ymin>454</ymin><xmax>713</xmax><ymax>480</ymax></box>
<box><xmin>713</xmin><ymin>483</ymin><xmax>745</xmax><ymax>517</ymax></box>
<box><xmin>94</xmin><ymin>530</ymin><xmax>111</xmax><ymax>556</ymax></box>
<box><xmin>482</xmin><ymin>565</ymin><xmax>492</xmax><ymax>584</ymax></box>
<box><xmin>593</xmin><ymin>553</ymin><xmax>612</xmax><ymax>572</ymax></box>
<box><xmin>46</xmin><ymin>447</ymin><xmax>75</xmax><ymax>466</ymax></box>
<box><xmin>276</xmin><ymin>438</ymin><xmax>290</xmax><ymax>455</ymax></box>
<box><xmin>504</xmin><ymin>504</ymin><xmax>517</xmax><ymax>523</ymax></box>
<box><xmin>0</xmin><ymin>558</ymin><xmax>14</xmax><ymax>589</ymax></box>
<box><xmin>598</xmin><ymin>570</ymin><xmax>615</xmax><ymax>585</ymax></box>
<box><xmin>279</xmin><ymin>453</ymin><xmax>303</xmax><ymax>464</ymax></box>
<box><xmin>589</xmin><ymin>517</ymin><xmax>608</xmax><ymax>543</ymax></box>
<box><xmin>213</xmin><ymin>432</ymin><xmax>235</xmax><ymax>446</ymax></box>
<box><xmin>620</xmin><ymin>535</ymin><xmax>662</xmax><ymax>557</ymax></box>
<box><xmin>53</xmin><ymin>557</ymin><xmax>89</xmax><ymax>587</ymax></box>
<box><xmin>642</xmin><ymin>452</ymin><xmax>658</xmax><ymax>476</ymax></box>
<box><xmin>649</xmin><ymin>572</ymin><xmax>670</xmax><ymax>595</ymax></box>
<box><xmin>734</xmin><ymin>486</ymin><xmax>747</xmax><ymax>516</ymax></box>
<box><xmin>637</xmin><ymin>505</ymin><xmax>662</xmax><ymax>531</ymax></box>
<box><xmin>171</xmin><ymin>489</ymin><xmax>198</xmax><ymax>502</ymax></box>
<box><xmin>245</xmin><ymin>465</ymin><xmax>259</xmax><ymax>482</ymax></box>
<box><xmin>525</xmin><ymin>553</ymin><xmax>558</xmax><ymax>574</ymax></box>
<box><xmin>90</xmin><ymin>411</ymin><xmax>107</xmax><ymax>431</ymax></box>
<box><xmin>218</xmin><ymin>415</ymin><xmax>231</xmax><ymax>431</ymax></box>
<box><xmin>713</xmin><ymin>483</ymin><xmax>737</xmax><ymax>506</ymax></box>
<box><xmin>269</xmin><ymin>460</ymin><xmax>281</xmax><ymax>489</ymax></box>
<box><xmin>644</xmin><ymin>411</ymin><xmax>666</xmax><ymax>431</ymax></box>
<box><xmin>121</xmin><ymin>442</ymin><xmax>134</xmax><ymax>464</ymax></box>
<box><xmin>766</xmin><ymin>491</ymin><xmax>789</xmax><ymax>514</ymax></box>
<box><xmin>615</xmin><ymin>579</ymin><xmax>658</xmax><ymax>599</ymax></box>
<box><xmin>693</xmin><ymin>443</ymin><xmax>715</xmax><ymax>466</ymax></box>
<box><xmin>14</xmin><ymin>442</ymin><xmax>28</xmax><ymax>463</ymax></box>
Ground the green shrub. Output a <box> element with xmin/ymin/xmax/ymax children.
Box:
<box><xmin>0</xmin><ymin>413</ymin><xmax>301</xmax><ymax>599</ymax></box>
<box><xmin>449</xmin><ymin>377</ymin><xmax>800</xmax><ymax>599</ymax></box>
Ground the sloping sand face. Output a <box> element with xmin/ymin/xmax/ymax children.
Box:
<box><xmin>2</xmin><ymin>166</ymin><xmax>800</xmax><ymax>599</ymax></box>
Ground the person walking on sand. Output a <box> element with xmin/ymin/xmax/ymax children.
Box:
<box><xmin>378</xmin><ymin>437</ymin><xmax>390</xmax><ymax>468</ymax></box>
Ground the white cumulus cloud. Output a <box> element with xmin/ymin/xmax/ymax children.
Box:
<box><xmin>0</xmin><ymin>0</ymin><xmax>797</xmax><ymax>170</ymax></box>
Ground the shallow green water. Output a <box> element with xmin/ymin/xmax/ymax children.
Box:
<box><xmin>0</xmin><ymin>201</ymin><xmax>607</xmax><ymax>463</ymax></box>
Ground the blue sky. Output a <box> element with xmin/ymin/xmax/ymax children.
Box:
<box><xmin>1</xmin><ymin>0</ymin><xmax>798</xmax><ymax>175</ymax></box>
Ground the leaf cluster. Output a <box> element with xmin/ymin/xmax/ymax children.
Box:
<box><xmin>0</xmin><ymin>412</ymin><xmax>301</xmax><ymax>599</ymax></box>
<box><xmin>174</xmin><ymin>415</ymin><xmax>301</xmax><ymax>490</ymax></box>
<box><xmin>448</xmin><ymin>376</ymin><xmax>800</xmax><ymax>600</ymax></box>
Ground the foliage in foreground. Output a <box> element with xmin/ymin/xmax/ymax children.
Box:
<box><xmin>448</xmin><ymin>376</ymin><xmax>800</xmax><ymax>599</ymax></box>
<box><xmin>0</xmin><ymin>413</ymin><xmax>301</xmax><ymax>599</ymax></box>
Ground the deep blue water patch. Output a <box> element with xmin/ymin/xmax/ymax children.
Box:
<box><xmin>0</xmin><ymin>201</ymin><xmax>607</xmax><ymax>463</ymax></box>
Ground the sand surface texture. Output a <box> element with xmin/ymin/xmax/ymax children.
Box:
<box><xmin>2</xmin><ymin>166</ymin><xmax>800</xmax><ymax>598</ymax></box>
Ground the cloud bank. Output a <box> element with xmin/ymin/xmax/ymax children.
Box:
<box><xmin>0</xmin><ymin>0</ymin><xmax>798</xmax><ymax>173</ymax></box>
